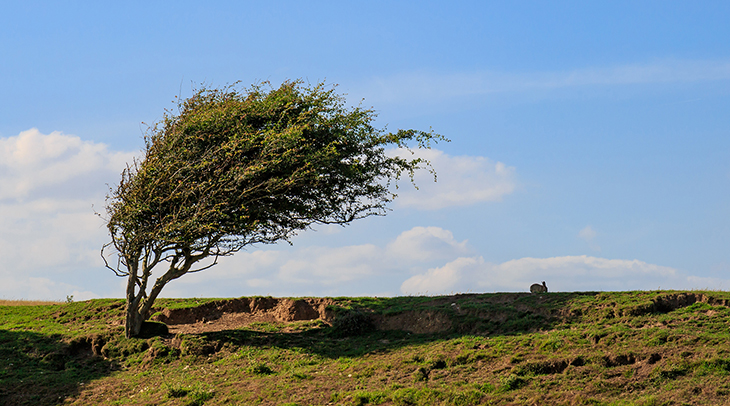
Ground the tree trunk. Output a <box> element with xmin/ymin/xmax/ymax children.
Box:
<box><xmin>123</xmin><ymin>252</ymin><xmax>194</xmax><ymax>338</ymax></box>
<box><xmin>125</xmin><ymin>304</ymin><xmax>145</xmax><ymax>338</ymax></box>
<box><xmin>125</xmin><ymin>265</ymin><xmax>147</xmax><ymax>338</ymax></box>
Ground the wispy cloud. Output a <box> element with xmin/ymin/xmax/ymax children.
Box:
<box><xmin>356</xmin><ymin>59</ymin><xmax>730</xmax><ymax>105</ymax></box>
<box><xmin>579</xmin><ymin>225</ymin><xmax>600</xmax><ymax>252</ymax></box>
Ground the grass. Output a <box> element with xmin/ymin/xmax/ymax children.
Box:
<box><xmin>2</xmin><ymin>290</ymin><xmax>730</xmax><ymax>405</ymax></box>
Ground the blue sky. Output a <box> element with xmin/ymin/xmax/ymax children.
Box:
<box><xmin>1</xmin><ymin>1</ymin><xmax>729</xmax><ymax>300</ymax></box>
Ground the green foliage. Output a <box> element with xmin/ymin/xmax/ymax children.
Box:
<box><xmin>332</xmin><ymin>307</ymin><xmax>375</xmax><ymax>337</ymax></box>
<box><xmin>104</xmin><ymin>79</ymin><xmax>446</xmax><ymax>337</ymax></box>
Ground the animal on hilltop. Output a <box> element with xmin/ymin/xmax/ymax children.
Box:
<box><xmin>530</xmin><ymin>281</ymin><xmax>548</xmax><ymax>294</ymax></box>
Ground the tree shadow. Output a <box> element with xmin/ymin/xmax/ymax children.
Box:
<box><xmin>0</xmin><ymin>329</ymin><xmax>114</xmax><ymax>406</ymax></box>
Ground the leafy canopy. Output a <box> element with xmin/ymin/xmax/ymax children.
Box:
<box><xmin>106</xmin><ymin>80</ymin><xmax>444</xmax><ymax>271</ymax></box>
<box><xmin>103</xmin><ymin>80</ymin><xmax>446</xmax><ymax>337</ymax></box>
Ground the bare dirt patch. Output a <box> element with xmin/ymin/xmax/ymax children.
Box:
<box><xmin>151</xmin><ymin>297</ymin><xmax>335</xmax><ymax>334</ymax></box>
<box><xmin>372</xmin><ymin>310</ymin><xmax>453</xmax><ymax>334</ymax></box>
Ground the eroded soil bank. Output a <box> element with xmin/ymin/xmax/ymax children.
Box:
<box><xmin>147</xmin><ymin>291</ymin><xmax>721</xmax><ymax>335</ymax></box>
<box><xmin>150</xmin><ymin>297</ymin><xmax>336</xmax><ymax>334</ymax></box>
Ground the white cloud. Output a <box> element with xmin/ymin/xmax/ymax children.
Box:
<box><xmin>389</xmin><ymin>148</ymin><xmax>516</xmax><ymax>210</ymax></box>
<box><xmin>0</xmin><ymin>129</ymin><xmax>137</xmax><ymax>300</ymax></box>
<box><xmin>175</xmin><ymin>226</ymin><xmax>470</xmax><ymax>297</ymax></box>
<box><xmin>278</xmin><ymin>244</ymin><xmax>382</xmax><ymax>285</ymax></box>
<box><xmin>387</xmin><ymin>226</ymin><xmax>469</xmax><ymax>263</ymax></box>
<box><xmin>0</xmin><ymin>276</ymin><xmax>100</xmax><ymax>302</ymax></box>
<box><xmin>0</xmin><ymin>128</ymin><xmax>134</xmax><ymax>201</ymax></box>
<box><xmin>357</xmin><ymin>59</ymin><xmax>730</xmax><ymax>105</ymax></box>
<box><xmin>401</xmin><ymin>254</ymin><xmax>725</xmax><ymax>295</ymax></box>
<box><xmin>483</xmin><ymin>256</ymin><xmax>680</xmax><ymax>292</ymax></box>
<box><xmin>401</xmin><ymin>256</ymin><xmax>484</xmax><ymax>295</ymax></box>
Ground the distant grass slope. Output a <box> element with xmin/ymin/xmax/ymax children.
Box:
<box><xmin>2</xmin><ymin>291</ymin><xmax>730</xmax><ymax>405</ymax></box>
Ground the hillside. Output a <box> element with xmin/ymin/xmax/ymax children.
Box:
<box><xmin>2</xmin><ymin>291</ymin><xmax>730</xmax><ymax>405</ymax></box>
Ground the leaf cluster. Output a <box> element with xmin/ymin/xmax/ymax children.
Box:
<box><xmin>105</xmin><ymin>79</ymin><xmax>445</xmax><ymax>274</ymax></box>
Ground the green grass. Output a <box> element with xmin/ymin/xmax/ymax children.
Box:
<box><xmin>2</xmin><ymin>290</ymin><xmax>730</xmax><ymax>405</ymax></box>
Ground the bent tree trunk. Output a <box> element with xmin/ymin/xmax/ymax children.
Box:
<box><xmin>125</xmin><ymin>303</ymin><xmax>145</xmax><ymax>338</ymax></box>
<box><xmin>125</xmin><ymin>273</ymin><xmax>150</xmax><ymax>338</ymax></box>
<box><xmin>124</xmin><ymin>250</ymin><xmax>197</xmax><ymax>338</ymax></box>
<box><xmin>125</xmin><ymin>279</ymin><xmax>162</xmax><ymax>338</ymax></box>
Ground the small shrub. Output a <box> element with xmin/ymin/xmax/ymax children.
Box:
<box><xmin>332</xmin><ymin>307</ymin><xmax>375</xmax><ymax>337</ymax></box>
<box><xmin>138</xmin><ymin>321</ymin><xmax>169</xmax><ymax>338</ymax></box>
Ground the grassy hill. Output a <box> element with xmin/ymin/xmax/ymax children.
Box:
<box><xmin>2</xmin><ymin>290</ymin><xmax>730</xmax><ymax>405</ymax></box>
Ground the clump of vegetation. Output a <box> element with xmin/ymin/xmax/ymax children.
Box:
<box><xmin>331</xmin><ymin>307</ymin><xmax>375</xmax><ymax>337</ymax></box>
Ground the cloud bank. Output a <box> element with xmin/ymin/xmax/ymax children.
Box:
<box><xmin>1</xmin><ymin>130</ymin><xmax>716</xmax><ymax>300</ymax></box>
<box><xmin>173</xmin><ymin>227</ymin><xmax>719</xmax><ymax>298</ymax></box>
<box><xmin>0</xmin><ymin>129</ymin><xmax>136</xmax><ymax>300</ymax></box>
<box><xmin>400</xmin><ymin>255</ymin><xmax>717</xmax><ymax>295</ymax></box>
<box><xmin>1</xmin><ymin>130</ymin><xmax>515</xmax><ymax>299</ymax></box>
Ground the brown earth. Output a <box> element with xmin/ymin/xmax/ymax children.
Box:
<box><xmin>146</xmin><ymin>291</ymin><xmax>723</xmax><ymax>335</ymax></box>
<box><xmin>150</xmin><ymin>297</ymin><xmax>336</xmax><ymax>334</ymax></box>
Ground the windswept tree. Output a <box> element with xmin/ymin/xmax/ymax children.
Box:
<box><xmin>103</xmin><ymin>80</ymin><xmax>446</xmax><ymax>338</ymax></box>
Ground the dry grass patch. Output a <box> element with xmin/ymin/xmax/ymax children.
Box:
<box><xmin>0</xmin><ymin>299</ymin><xmax>63</xmax><ymax>306</ymax></box>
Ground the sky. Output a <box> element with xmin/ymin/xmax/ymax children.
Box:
<box><xmin>1</xmin><ymin>1</ymin><xmax>729</xmax><ymax>300</ymax></box>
